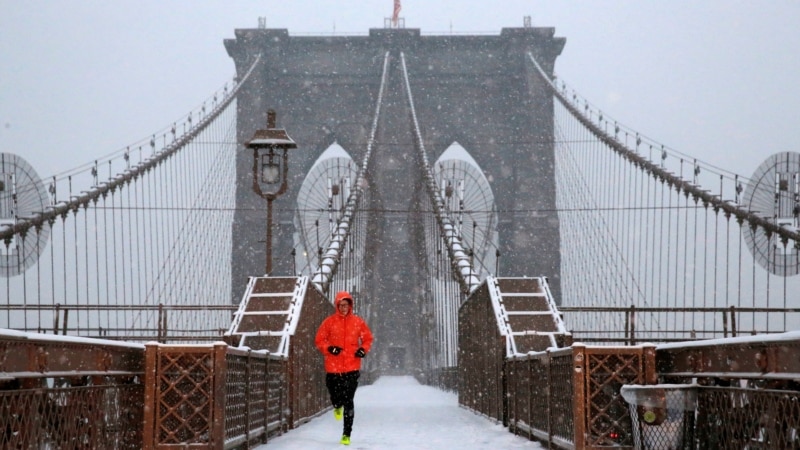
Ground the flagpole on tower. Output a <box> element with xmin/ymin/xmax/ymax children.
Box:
<box><xmin>392</xmin><ymin>0</ymin><xmax>401</xmax><ymax>28</ymax></box>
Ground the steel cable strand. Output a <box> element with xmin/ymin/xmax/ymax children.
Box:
<box><xmin>703</xmin><ymin>194</ymin><xmax>711</xmax><ymax>333</ymax></box>
<box><xmin>2</xmin><ymin>248</ymin><xmax>8</xmax><ymax>324</ymax></box>
<box><xmin>551</xmin><ymin>90</ymin><xmax>648</xmax><ymax>314</ymax></box>
<box><xmin>553</xmin><ymin>110</ymin><xmax>591</xmax><ymax>326</ymax></box>
<box><xmin>196</xmin><ymin>136</ymin><xmax>233</xmax><ymax>336</ymax></box>
<box><xmin>529</xmin><ymin>52</ymin><xmax>800</xmax><ymax>264</ymax></box>
<box><xmin>34</xmin><ymin>226</ymin><xmax>43</xmax><ymax>328</ymax></box>
<box><xmin>16</xmin><ymin>232</ymin><xmax>28</xmax><ymax>327</ymax></box>
<box><xmin>551</xmin><ymin>68</ymin><xmax>746</xmax><ymax>194</ymax></box>
<box><xmin>142</xmin><ymin>152</ymin><xmax>155</xmax><ymax>320</ymax></box>
<box><xmin>0</xmin><ymin>55</ymin><xmax>260</xmax><ymax>250</ymax></box>
<box><xmin>186</xmin><ymin>137</ymin><xmax>226</xmax><ymax>330</ymax></box>
<box><xmin>558</xmin><ymin>108</ymin><xmax>600</xmax><ymax>332</ymax></box>
<box><xmin>677</xmin><ymin>168</ymin><xmax>688</xmax><ymax>336</ymax></box>
<box><xmin>122</xmin><ymin>173</ymin><xmax>132</xmax><ymax>333</ymax></box>
<box><xmin>133</xmin><ymin>127</ymin><xmax>235</xmax><ymax>336</ymax></box>
<box><xmin>210</xmin><ymin>116</ymin><xmax>237</xmax><ymax>305</ymax></box>
<box><xmin>399</xmin><ymin>52</ymin><xmax>479</xmax><ymax>295</ymax></box>
<box><xmin>554</xmin><ymin>105</ymin><xmax>648</xmax><ymax>330</ymax></box>
<box><xmin>311</xmin><ymin>52</ymin><xmax>391</xmax><ymax>294</ymax></box>
<box><xmin>136</xmin><ymin>102</ymin><xmax>237</xmax><ymax>318</ymax></box>
<box><xmin>533</xmin><ymin>54</ymin><xmax>800</xmax><ymax>340</ymax></box>
<box><xmin>82</xmin><ymin>200</ymin><xmax>90</xmax><ymax>329</ymax></box>
<box><xmin>624</xmin><ymin>139</ymin><xmax>635</xmax><ymax>320</ymax></box>
<box><xmin>690</xmin><ymin>183</ymin><xmax>699</xmax><ymax>332</ymax></box>
<box><xmin>557</xmin><ymin>117</ymin><xmax>582</xmax><ymax>314</ymax></box>
<box><xmin>399</xmin><ymin>53</ymin><xmax>472</xmax><ymax>360</ymax></box>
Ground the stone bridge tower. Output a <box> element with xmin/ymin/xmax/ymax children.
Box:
<box><xmin>225</xmin><ymin>26</ymin><xmax>565</xmax><ymax>373</ymax></box>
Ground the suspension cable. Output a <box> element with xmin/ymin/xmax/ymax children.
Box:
<box><xmin>0</xmin><ymin>54</ymin><xmax>262</xmax><ymax>245</ymax></box>
<box><xmin>399</xmin><ymin>52</ymin><xmax>480</xmax><ymax>294</ymax></box>
<box><xmin>527</xmin><ymin>52</ymin><xmax>800</xmax><ymax>248</ymax></box>
<box><xmin>310</xmin><ymin>52</ymin><xmax>391</xmax><ymax>293</ymax></box>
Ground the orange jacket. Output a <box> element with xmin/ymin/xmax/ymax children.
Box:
<box><xmin>315</xmin><ymin>291</ymin><xmax>374</xmax><ymax>374</ymax></box>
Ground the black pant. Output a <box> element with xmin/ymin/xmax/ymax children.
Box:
<box><xmin>326</xmin><ymin>370</ymin><xmax>360</xmax><ymax>436</ymax></box>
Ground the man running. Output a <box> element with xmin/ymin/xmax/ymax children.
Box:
<box><xmin>315</xmin><ymin>291</ymin><xmax>374</xmax><ymax>446</ymax></box>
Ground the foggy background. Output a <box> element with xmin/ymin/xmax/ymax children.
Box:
<box><xmin>1</xmin><ymin>1</ymin><xmax>798</xmax><ymax>183</ymax></box>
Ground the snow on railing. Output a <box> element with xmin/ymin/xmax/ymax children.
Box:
<box><xmin>541</xmin><ymin>277</ymin><xmax>568</xmax><ymax>334</ymax></box>
<box><xmin>226</xmin><ymin>276</ymin><xmax>309</xmax><ymax>358</ymax></box>
<box><xmin>486</xmin><ymin>276</ymin><xmax>516</xmax><ymax>355</ymax></box>
<box><xmin>486</xmin><ymin>276</ymin><xmax>570</xmax><ymax>356</ymax></box>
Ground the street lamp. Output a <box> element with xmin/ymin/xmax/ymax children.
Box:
<box><xmin>246</xmin><ymin>109</ymin><xmax>297</xmax><ymax>275</ymax></box>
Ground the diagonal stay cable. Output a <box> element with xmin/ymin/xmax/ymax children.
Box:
<box><xmin>399</xmin><ymin>52</ymin><xmax>480</xmax><ymax>295</ymax></box>
<box><xmin>311</xmin><ymin>51</ymin><xmax>391</xmax><ymax>294</ymax></box>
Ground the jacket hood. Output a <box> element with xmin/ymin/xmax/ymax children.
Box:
<box><xmin>334</xmin><ymin>291</ymin><xmax>354</xmax><ymax>313</ymax></box>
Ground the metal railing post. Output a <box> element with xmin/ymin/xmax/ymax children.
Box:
<box><xmin>245</xmin><ymin>349</ymin><xmax>252</xmax><ymax>448</ymax></box>
<box><xmin>572</xmin><ymin>344</ymin><xmax>587</xmax><ymax>450</ymax></box>
<box><xmin>211</xmin><ymin>343</ymin><xmax>227</xmax><ymax>450</ymax></box>
<box><xmin>722</xmin><ymin>308</ymin><xmax>729</xmax><ymax>337</ymax></box>
<box><xmin>501</xmin><ymin>356</ymin><xmax>508</xmax><ymax>427</ymax></box>
<box><xmin>53</xmin><ymin>303</ymin><xmax>60</xmax><ymax>334</ymax></box>
<box><xmin>546</xmin><ymin>350</ymin><xmax>552</xmax><ymax>445</ymax></box>
<box><xmin>142</xmin><ymin>343</ymin><xmax>158</xmax><ymax>450</ymax></box>
<box><xmin>263</xmin><ymin>356</ymin><xmax>270</xmax><ymax>443</ymax></box>
<box><xmin>61</xmin><ymin>308</ymin><xmax>69</xmax><ymax>335</ymax></box>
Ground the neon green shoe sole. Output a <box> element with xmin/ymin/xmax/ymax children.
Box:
<box><xmin>333</xmin><ymin>407</ymin><xmax>343</xmax><ymax>421</ymax></box>
<box><xmin>340</xmin><ymin>435</ymin><xmax>350</xmax><ymax>445</ymax></box>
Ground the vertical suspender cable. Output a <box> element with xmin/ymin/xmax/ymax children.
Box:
<box><xmin>36</xmin><ymin>227</ymin><xmax>42</xmax><ymax>328</ymax></box>
<box><xmin>20</xmin><ymin>234</ymin><xmax>27</xmax><ymax>328</ymax></box>
<box><xmin>122</xmin><ymin>167</ymin><xmax>130</xmax><ymax>329</ymax></box>
<box><xmin>83</xmin><ymin>204</ymin><xmax>89</xmax><ymax>329</ymax></box>
<box><xmin>61</xmin><ymin>214</ymin><xmax>67</xmax><ymax>329</ymax></box>
<box><xmin>133</xmin><ymin>152</ymin><xmax>142</xmax><ymax>319</ymax></box>
<box><xmin>690</xmin><ymin>189</ymin><xmax>699</xmax><ymax>332</ymax></box>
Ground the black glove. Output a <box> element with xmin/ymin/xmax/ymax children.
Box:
<box><xmin>328</xmin><ymin>346</ymin><xmax>342</xmax><ymax>355</ymax></box>
<box><xmin>355</xmin><ymin>347</ymin><xmax>366</xmax><ymax>358</ymax></box>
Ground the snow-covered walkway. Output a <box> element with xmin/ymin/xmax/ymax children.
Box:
<box><xmin>257</xmin><ymin>376</ymin><xmax>543</xmax><ymax>449</ymax></box>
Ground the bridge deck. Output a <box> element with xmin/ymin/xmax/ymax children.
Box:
<box><xmin>259</xmin><ymin>376</ymin><xmax>542</xmax><ymax>449</ymax></box>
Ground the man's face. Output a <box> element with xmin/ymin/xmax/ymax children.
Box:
<box><xmin>338</xmin><ymin>301</ymin><xmax>351</xmax><ymax>314</ymax></box>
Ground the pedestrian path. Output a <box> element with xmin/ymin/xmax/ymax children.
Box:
<box><xmin>257</xmin><ymin>375</ymin><xmax>543</xmax><ymax>449</ymax></box>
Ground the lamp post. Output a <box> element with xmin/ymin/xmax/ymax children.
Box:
<box><xmin>246</xmin><ymin>109</ymin><xmax>297</xmax><ymax>275</ymax></box>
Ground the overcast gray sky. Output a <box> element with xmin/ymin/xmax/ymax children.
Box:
<box><xmin>1</xmin><ymin>1</ymin><xmax>798</xmax><ymax>181</ymax></box>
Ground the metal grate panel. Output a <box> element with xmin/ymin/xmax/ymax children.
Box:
<box><xmin>0</xmin><ymin>382</ymin><xmax>143</xmax><ymax>449</ymax></box>
<box><xmin>155</xmin><ymin>350</ymin><xmax>215</xmax><ymax>444</ymax></box>
<box><xmin>585</xmin><ymin>352</ymin><xmax>641</xmax><ymax>447</ymax></box>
